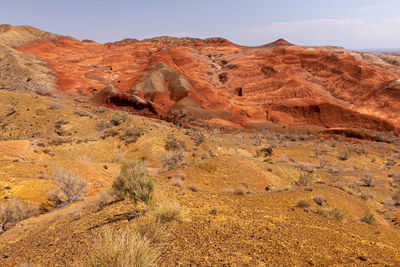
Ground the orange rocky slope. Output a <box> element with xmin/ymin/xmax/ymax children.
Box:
<box><xmin>1</xmin><ymin>24</ymin><xmax>400</xmax><ymax>133</ymax></box>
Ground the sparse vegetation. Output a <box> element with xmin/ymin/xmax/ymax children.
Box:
<box><xmin>111</xmin><ymin>157</ymin><xmax>154</xmax><ymax>205</ymax></box>
<box><xmin>119</xmin><ymin>128</ymin><xmax>145</xmax><ymax>144</ymax></box>
<box><xmin>195</xmin><ymin>161</ymin><xmax>217</xmax><ymax>173</ymax></box>
<box><xmin>220</xmin><ymin>187</ymin><xmax>234</xmax><ymax>194</ymax></box>
<box><xmin>360</xmin><ymin>173</ymin><xmax>375</xmax><ymax>187</ymax></box>
<box><xmin>92</xmin><ymin>190</ymin><xmax>109</xmax><ymax>211</ymax></box>
<box><xmin>392</xmin><ymin>190</ymin><xmax>400</xmax><ymax>206</ymax></box>
<box><xmin>74</xmin><ymin>109</ymin><xmax>90</xmax><ymax>117</ymax></box>
<box><xmin>361</xmin><ymin>211</ymin><xmax>376</xmax><ymax>225</ymax></box>
<box><xmin>296</xmin><ymin>199</ymin><xmax>311</xmax><ymax>209</ymax></box>
<box><xmin>0</xmin><ymin>198</ymin><xmax>36</xmax><ymax>233</ymax></box>
<box><xmin>319</xmin><ymin>155</ymin><xmax>328</xmax><ymax>169</ymax></box>
<box><xmin>160</xmin><ymin>150</ymin><xmax>186</xmax><ymax>170</ymax></box>
<box><xmin>338</xmin><ymin>151</ymin><xmax>349</xmax><ymax>161</ymax></box>
<box><xmin>313</xmin><ymin>195</ymin><xmax>327</xmax><ymax>206</ymax></box>
<box><xmin>101</xmin><ymin>128</ymin><xmax>119</xmax><ymax>139</ymax></box>
<box><xmin>297</xmin><ymin>172</ymin><xmax>313</xmax><ymax>186</ymax></box>
<box><xmin>83</xmin><ymin>227</ymin><xmax>159</xmax><ymax>266</ymax></box>
<box><xmin>315</xmin><ymin>207</ymin><xmax>344</xmax><ymax>221</ymax></box>
<box><xmin>234</xmin><ymin>187</ymin><xmax>247</xmax><ymax>195</ymax></box>
<box><xmin>165</xmin><ymin>134</ymin><xmax>186</xmax><ymax>151</ymax></box>
<box><xmin>49</xmin><ymin>169</ymin><xmax>88</xmax><ymax>207</ymax></box>
<box><xmin>110</xmin><ymin>112</ymin><xmax>127</xmax><ymax>126</ymax></box>
<box><xmin>150</xmin><ymin>201</ymin><xmax>189</xmax><ymax>224</ymax></box>
<box><xmin>190</xmin><ymin>131</ymin><xmax>205</xmax><ymax>146</ymax></box>
<box><xmin>188</xmin><ymin>184</ymin><xmax>199</xmax><ymax>192</ymax></box>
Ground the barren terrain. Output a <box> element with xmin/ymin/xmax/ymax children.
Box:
<box><xmin>0</xmin><ymin>24</ymin><xmax>400</xmax><ymax>266</ymax></box>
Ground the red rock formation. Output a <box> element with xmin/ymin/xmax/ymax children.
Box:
<box><xmin>12</xmin><ymin>26</ymin><xmax>400</xmax><ymax>133</ymax></box>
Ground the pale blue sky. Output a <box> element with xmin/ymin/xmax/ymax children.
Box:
<box><xmin>1</xmin><ymin>0</ymin><xmax>399</xmax><ymax>49</ymax></box>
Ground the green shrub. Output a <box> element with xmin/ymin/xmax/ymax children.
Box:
<box><xmin>111</xmin><ymin>157</ymin><xmax>154</xmax><ymax>205</ymax></box>
<box><xmin>361</xmin><ymin>211</ymin><xmax>376</xmax><ymax>225</ymax></box>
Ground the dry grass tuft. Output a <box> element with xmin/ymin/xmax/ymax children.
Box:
<box><xmin>84</xmin><ymin>227</ymin><xmax>159</xmax><ymax>267</ymax></box>
<box><xmin>132</xmin><ymin>216</ymin><xmax>168</xmax><ymax>244</ymax></box>
<box><xmin>150</xmin><ymin>201</ymin><xmax>189</xmax><ymax>224</ymax></box>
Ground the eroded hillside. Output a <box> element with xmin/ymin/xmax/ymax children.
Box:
<box><xmin>0</xmin><ymin>24</ymin><xmax>398</xmax><ymax>134</ymax></box>
<box><xmin>0</xmin><ymin>90</ymin><xmax>400</xmax><ymax>265</ymax></box>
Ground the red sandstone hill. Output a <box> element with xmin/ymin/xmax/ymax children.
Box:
<box><xmin>2</xmin><ymin>24</ymin><xmax>400</xmax><ymax>134</ymax></box>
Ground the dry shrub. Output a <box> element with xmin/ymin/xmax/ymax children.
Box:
<box><xmin>150</xmin><ymin>201</ymin><xmax>189</xmax><ymax>224</ymax></box>
<box><xmin>190</xmin><ymin>131</ymin><xmax>205</xmax><ymax>146</ymax></box>
<box><xmin>315</xmin><ymin>207</ymin><xmax>343</xmax><ymax>221</ymax></box>
<box><xmin>219</xmin><ymin>188</ymin><xmax>234</xmax><ymax>194</ymax></box>
<box><xmin>385</xmin><ymin>157</ymin><xmax>396</xmax><ymax>167</ymax></box>
<box><xmin>49</xmin><ymin>169</ymin><xmax>88</xmax><ymax>207</ymax></box>
<box><xmin>234</xmin><ymin>187</ymin><xmax>247</xmax><ymax>195</ymax></box>
<box><xmin>296</xmin><ymin>199</ymin><xmax>311</xmax><ymax>209</ymax></box>
<box><xmin>313</xmin><ymin>195</ymin><xmax>327</xmax><ymax>206</ymax></box>
<box><xmin>175</xmin><ymin>170</ymin><xmax>187</xmax><ymax>181</ymax></box>
<box><xmin>171</xmin><ymin>178</ymin><xmax>183</xmax><ymax>187</ymax></box>
<box><xmin>338</xmin><ymin>151</ymin><xmax>349</xmax><ymax>161</ymax></box>
<box><xmin>319</xmin><ymin>155</ymin><xmax>328</xmax><ymax>169</ymax></box>
<box><xmin>101</xmin><ymin>128</ymin><xmax>119</xmax><ymax>139</ymax></box>
<box><xmin>110</xmin><ymin>112</ymin><xmax>127</xmax><ymax>126</ymax></box>
<box><xmin>92</xmin><ymin>190</ymin><xmax>109</xmax><ymax>211</ymax></box>
<box><xmin>297</xmin><ymin>172</ymin><xmax>313</xmax><ymax>186</ymax></box>
<box><xmin>392</xmin><ymin>189</ymin><xmax>400</xmax><ymax>205</ymax></box>
<box><xmin>299</xmin><ymin>163</ymin><xmax>314</xmax><ymax>173</ymax></box>
<box><xmin>188</xmin><ymin>184</ymin><xmax>199</xmax><ymax>192</ymax></box>
<box><xmin>0</xmin><ymin>198</ymin><xmax>36</xmax><ymax>233</ymax></box>
<box><xmin>84</xmin><ymin>227</ymin><xmax>159</xmax><ymax>267</ymax></box>
<box><xmin>111</xmin><ymin>157</ymin><xmax>154</xmax><ymax>205</ymax></box>
<box><xmin>160</xmin><ymin>150</ymin><xmax>186</xmax><ymax>170</ymax></box>
<box><xmin>196</xmin><ymin>161</ymin><xmax>217</xmax><ymax>173</ymax></box>
<box><xmin>74</xmin><ymin>109</ymin><xmax>90</xmax><ymax>117</ymax></box>
<box><xmin>119</xmin><ymin>128</ymin><xmax>145</xmax><ymax>145</ymax></box>
<box><xmin>164</xmin><ymin>134</ymin><xmax>186</xmax><ymax>151</ymax></box>
<box><xmin>330</xmin><ymin>173</ymin><xmax>340</xmax><ymax>183</ymax></box>
<box><xmin>360</xmin><ymin>173</ymin><xmax>375</xmax><ymax>187</ymax></box>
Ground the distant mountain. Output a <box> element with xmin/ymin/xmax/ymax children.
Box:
<box><xmin>355</xmin><ymin>48</ymin><xmax>400</xmax><ymax>53</ymax></box>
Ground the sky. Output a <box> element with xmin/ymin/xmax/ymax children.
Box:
<box><xmin>1</xmin><ymin>0</ymin><xmax>399</xmax><ymax>49</ymax></box>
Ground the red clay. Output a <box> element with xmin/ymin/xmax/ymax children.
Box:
<box><xmin>16</xmin><ymin>35</ymin><xmax>400</xmax><ymax>133</ymax></box>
